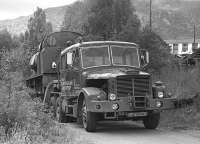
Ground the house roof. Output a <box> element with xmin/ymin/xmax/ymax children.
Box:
<box><xmin>165</xmin><ymin>39</ymin><xmax>200</xmax><ymax>44</ymax></box>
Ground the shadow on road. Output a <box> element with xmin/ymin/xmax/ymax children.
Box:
<box><xmin>66</xmin><ymin>120</ymin><xmax>161</xmax><ymax>135</ymax></box>
<box><xmin>95</xmin><ymin>121</ymin><xmax>160</xmax><ymax>134</ymax></box>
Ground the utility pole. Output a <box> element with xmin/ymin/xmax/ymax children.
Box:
<box><xmin>149</xmin><ymin>0</ymin><xmax>152</xmax><ymax>30</ymax></box>
<box><xmin>193</xmin><ymin>24</ymin><xmax>196</xmax><ymax>44</ymax></box>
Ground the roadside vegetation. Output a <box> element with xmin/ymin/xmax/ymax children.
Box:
<box><xmin>159</xmin><ymin>66</ymin><xmax>200</xmax><ymax>130</ymax></box>
<box><xmin>0</xmin><ymin>8</ymin><xmax>93</xmax><ymax>144</ymax></box>
<box><xmin>0</xmin><ymin>43</ymin><xmax>92</xmax><ymax>144</ymax></box>
<box><xmin>0</xmin><ymin>0</ymin><xmax>200</xmax><ymax>143</ymax></box>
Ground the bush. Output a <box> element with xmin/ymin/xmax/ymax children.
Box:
<box><xmin>139</xmin><ymin>28</ymin><xmax>172</xmax><ymax>72</ymax></box>
<box><xmin>157</xmin><ymin>64</ymin><xmax>200</xmax><ymax>129</ymax></box>
<box><xmin>0</xmin><ymin>83</ymin><xmax>93</xmax><ymax>144</ymax></box>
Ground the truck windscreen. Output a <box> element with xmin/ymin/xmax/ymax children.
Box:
<box><xmin>81</xmin><ymin>46</ymin><xmax>110</xmax><ymax>68</ymax></box>
<box><xmin>111</xmin><ymin>46</ymin><xmax>139</xmax><ymax>67</ymax></box>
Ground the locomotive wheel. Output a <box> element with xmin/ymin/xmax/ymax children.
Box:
<box><xmin>81</xmin><ymin>99</ymin><xmax>96</xmax><ymax>132</ymax></box>
<box><xmin>143</xmin><ymin>112</ymin><xmax>160</xmax><ymax>129</ymax></box>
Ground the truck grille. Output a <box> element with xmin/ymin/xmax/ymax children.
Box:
<box><xmin>117</xmin><ymin>75</ymin><xmax>150</xmax><ymax>108</ymax></box>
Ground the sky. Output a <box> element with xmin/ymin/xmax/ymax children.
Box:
<box><xmin>0</xmin><ymin>0</ymin><xmax>78</xmax><ymax>20</ymax></box>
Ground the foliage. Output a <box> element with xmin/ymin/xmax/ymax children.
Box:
<box><xmin>0</xmin><ymin>47</ymin><xmax>92</xmax><ymax>143</ymax></box>
<box><xmin>133</xmin><ymin>0</ymin><xmax>200</xmax><ymax>40</ymax></box>
<box><xmin>159</xmin><ymin>66</ymin><xmax>200</xmax><ymax>130</ymax></box>
<box><xmin>83</xmin><ymin>0</ymin><xmax>141</xmax><ymax>41</ymax></box>
<box><xmin>20</xmin><ymin>7</ymin><xmax>53</xmax><ymax>77</ymax></box>
<box><xmin>27</xmin><ymin>7</ymin><xmax>53</xmax><ymax>53</ymax></box>
<box><xmin>61</xmin><ymin>1</ymin><xmax>89</xmax><ymax>33</ymax></box>
<box><xmin>61</xmin><ymin>0</ymin><xmax>141</xmax><ymax>42</ymax></box>
<box><xmin>157</xmin><ymin>66</ymin><xmax>200</xmax><ymax>99</ymax></box>
<box><xmin>139</xmin><ymin>27</ymin><xmax>172</xmax><ymax>72</ymax></box>
<box><xmin>0</xmin><ymin>29</ymin><xmax>13</xmax><ymax>52</ymax></box>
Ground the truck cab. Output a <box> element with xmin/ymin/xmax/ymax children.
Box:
<box><xmin>54</xmin><ymin>41</ymin><xmax>175</xmax><ymax>132</ymax></box>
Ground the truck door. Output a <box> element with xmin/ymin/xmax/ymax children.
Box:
<box><xmin>61</xmin><ymin>48</ymin><xmax>81</xmax><ymax>97</ymax></box>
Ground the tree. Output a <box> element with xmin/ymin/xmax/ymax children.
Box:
<box><xmin>27</xmin><ymin>7</ymin><xmax>53</xmax><ymax>53</ymax></box>
<box><xmin>83</xmin><ymin>0</ymin><xmax>141</xmax><ymax>42</ymax></box>
<box><xmin>61</xmin><ymin>1</ymin><xmax>89</xmax><ymax>33</ymax></box>
<box><xmin>139</xmin><ymin>27</ymin><xmax>171</xmax><ymax>72</ymax></box>
<box><xmin>0</xmin><ymin>29</ymin><xmax>13</xmax><ymax>52</ymax></box>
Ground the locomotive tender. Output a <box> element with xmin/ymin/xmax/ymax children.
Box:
<box><xmin>26</xmin><ymin>31</ymin><xmax>176</xmax><ymax>132</ymax></box>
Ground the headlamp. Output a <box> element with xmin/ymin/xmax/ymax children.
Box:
<box><xmin>112</xmin><ymin>103</ymin><xmax>119</xmax><ymax>110</ymax></box>
<box><xmin>158</xmin><ymin>91</ymin><xmax>164</xmax><ymax>98</ymax></box>
<box><xmin>156</xmin><ymin>101</ymin><xmax>162</xmax><ymax>108</ymax></box>
<box><xmin>109</xmin><ymin>93</ymin><xmax>117</xmax><ymax>101</ymax></box>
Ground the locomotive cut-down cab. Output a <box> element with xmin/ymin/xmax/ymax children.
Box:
<box><xmin>26</xmin><ymin>31</ymin><xmax>82</xmax><ymax>97</ymax></box>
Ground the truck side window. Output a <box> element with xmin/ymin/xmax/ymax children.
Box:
<box><xmin>72</xmin><ymin>49</ymin><xmax>80</xmax><ymax>68</ymax></box>
<box><xmin>66</xmin><ymin>52</ymin><xmax>73</xmax><ymax>69</ymax></box>
<box><xmin>61</xmin><ymin>55</ymin><xmax>65</xmax><ymax>70</ymax></box>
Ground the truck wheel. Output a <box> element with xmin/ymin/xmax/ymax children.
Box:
<box><xmin>82</xmin><ymin>99</ymin><xmax>96</xmax><ymax>132</ymax></box>
<box><xmin>143</xmin><ymin>112</ymin><xmax>160</xmax><ymax>129</ymax></box>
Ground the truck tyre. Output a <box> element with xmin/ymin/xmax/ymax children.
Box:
<box><xmin>143</xmin><ymin>112</ymin><xmax>160</xmax><ymax>129</ymax></box>
<box><xmin>82</xmin><ymin>99</ymin><xmax>96</xmax><ymax>132</ymax></box>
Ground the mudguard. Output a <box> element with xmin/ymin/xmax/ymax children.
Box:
<box><xmin>79</xmin><ymin>87</ymin><xmax>102</xmax><ymax>98</ymax></box>
<box><xmin>78</xmin><ymin>87</ymin><xmax>104</xmax><ymax>107</ymax></box>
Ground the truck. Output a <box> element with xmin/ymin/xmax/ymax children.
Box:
<box><xmin>26</xmin><ymin>31</ymin><xmax>176</xmax><ymax>132</ymax></box>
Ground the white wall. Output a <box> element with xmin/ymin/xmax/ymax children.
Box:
<box><xmin>168</xmin><ymin>43</ymin><xmax>197</xmax><ymax>55</ymax></box>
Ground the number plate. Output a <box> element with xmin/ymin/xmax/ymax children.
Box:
<box><xmin>128</xmin><ymin>112</ymin><xmax>147</xmax><ymax>117</ymax></box>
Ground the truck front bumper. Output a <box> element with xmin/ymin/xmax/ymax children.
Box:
<box><xmin>87</xmin><ymin>97</ymin><xmax>176</xmax><ymax>113</ymax></box>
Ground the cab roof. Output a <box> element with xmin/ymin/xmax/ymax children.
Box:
<box><xmin>61</xmin><ymin>41</ymin><xmax>137</xmax><ymax>55</ymax></box>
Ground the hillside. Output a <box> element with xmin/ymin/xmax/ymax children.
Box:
<box><xmin>133</xmin><ymin>0</ymin><xmax>200</xmax><ymax>40</ymax></box>
<box><xmin>0</xmin><ymin>16</ymin><xmax>30</xmax><ymax>35</ymax></box>
<box><xmin>0</xmin><ymin>5</ymin><xmax>68</xmax><ymax>35</ymax></box>
<box><xmin>1</xmin><ymin>0</ymin><xmax>200</xmax><ymax>40</ymax></box>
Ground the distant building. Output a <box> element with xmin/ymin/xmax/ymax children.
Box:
<box><xmin>165</xmin><ymin>39</ymin><xmax>200</xmax><ymax>55</ymax></box>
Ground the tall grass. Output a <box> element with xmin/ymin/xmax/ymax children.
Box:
<box><xmin>156</xmin><ymin>65</ymin><xmax>200</xmax><ymax>129</ymax></box>
<box><xmin>154</xmin><ymin>65</ymin><xmax>200</xmax><ymax>99</ymax></box>
<box><xmin>0</xmin><ymin>71</ymin><xmax>93</xmax><ymax>144</ymax></box>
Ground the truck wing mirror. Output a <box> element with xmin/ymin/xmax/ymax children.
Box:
<box><xmin>67</xmin><ymin>52</ymin><xmax>73</xmax><ymax>65</ymax></box>
<box><xmin>139</xmin><ymin>49</ymin><xmax>149</xmax><ymax>67</ymax></box>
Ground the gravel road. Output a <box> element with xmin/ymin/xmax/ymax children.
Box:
<box><xmin>63</xmin><ymin>121</ymin><xmax>200</xmax><ymax>144</ymax></box>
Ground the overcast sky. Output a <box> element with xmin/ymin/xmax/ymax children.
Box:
<box><xmin>0</xmin><ymin>0</ymin><xmax>78</xmax><ymax>20</ymax></box>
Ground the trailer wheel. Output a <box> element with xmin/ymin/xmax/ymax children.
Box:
<box><xmin>50</xmin><ymin>96</ymin><xmax>57</xmax><ymax>117</ymax></box>
<box><xmin>56</xmin><ymin>98</ymin><xmax>73</xmax><ymax>123</ymax></box>
<box><xmin>143</xmin><ymin>112</ymin><xmax>160</xmax><ymax>129</ymax></box>
<box><xmin>81</xmin><ymin>99</ymin><xmax>96</xmax><ymax>132</ymax></box>
<box><xmin>56</xmin><ymin>98</ymin><xmax>65</xmax><ymax>123</ymax></box>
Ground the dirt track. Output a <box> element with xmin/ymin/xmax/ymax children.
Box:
<box><xmin>63</xmin><ymin>121</ymin><xmax>200</xmax><ymax>144</ymax></box>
